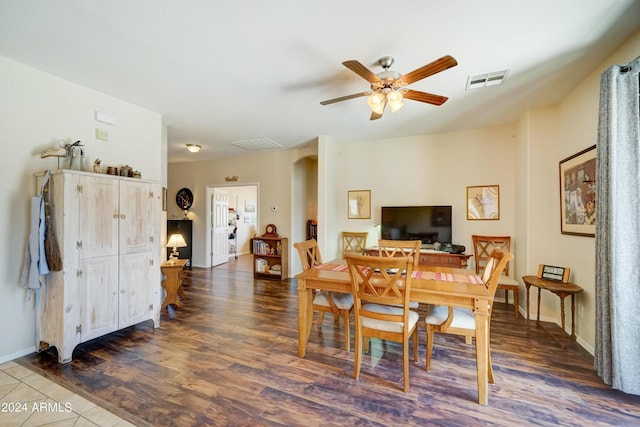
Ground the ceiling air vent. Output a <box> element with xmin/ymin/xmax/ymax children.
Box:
<box><xmin>231</xmin><ymin>138</ymin><xmax>283</xmax><ymax>151</ymax></box>
<box><xmin>466</xmin><ymin>69</ymin><xmax>510</xmax><ymax>90</ymax></box>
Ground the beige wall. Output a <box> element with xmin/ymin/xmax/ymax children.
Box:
<box><xmin>320</xmin><ymin>126</ymin><xmax>518</xmax><ymax>263</ymax></box>
<box><xmin>542</xmin><ymin>30</ymin><xmax>640</xmax><ymax>352</ymax></box>
<box><xmin>0</xmin><ymin>56</ymin><xmax>164</xmax><ymax>363</ymax></box>
<box><xmin>167</xmin><ymin>146</ymin><xmax>317</xmax><ymax>268</ymax></box>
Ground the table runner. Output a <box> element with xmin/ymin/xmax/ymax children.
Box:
<box><xmin>313</xmin><ymin>263</ymin><xmax>483</xmax><ymax>285</ymax></box>
<box><xmin>412</xmin><ymin>270</ymin><xmax>483</xmax><ymax>285</ymax></box>
<box><xmin>313</xmin><ymin>263</ymin><xmax>349</xmax><ymax>272</ymax></box>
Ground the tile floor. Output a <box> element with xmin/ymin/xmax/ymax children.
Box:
<box><xmin>0</xmin><ymin>361</ymin><xmax>132</xmax><ymax>427</ymax></box>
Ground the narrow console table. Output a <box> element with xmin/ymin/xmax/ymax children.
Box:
<box><xmin>161</xmin><ymin>259</ymin><xmax>188</xmax><ymax>310</ymax></box>
<box><xmin>522</xmin><ymin>275</ymin><xmax>584</xmax><ymax>345</ymax></box>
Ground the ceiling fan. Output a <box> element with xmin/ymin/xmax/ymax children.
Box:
<box><xmin>320</xmin><ymin>55</ymin><xmax>458</xmax><ymax>120</ymax></box>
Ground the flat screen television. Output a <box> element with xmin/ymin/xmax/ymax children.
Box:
<box><xmin>380</xmin><ymin>206</ymin><xmax>452</xmax><ymax>247</ymax></box>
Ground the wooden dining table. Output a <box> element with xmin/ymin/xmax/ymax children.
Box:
<box><xmin>295</xmin><ymin>260</ymin><xmax>494</xmax><ymax>405</ymax></box>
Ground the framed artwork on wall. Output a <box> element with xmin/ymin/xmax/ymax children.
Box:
<box><xmin>466</xmin><ymin>185</ymin><xmax>500</xmax><ymax>220</ymax></box>
<box><xmin>347</xmin><ymin>190</ymin><xmax>371</xmax><ymax>219</ymax></box>
<box><xmin>559</xmin><ymin>145</ymin><xmax>596</xmax><ymax>236</ymax></box>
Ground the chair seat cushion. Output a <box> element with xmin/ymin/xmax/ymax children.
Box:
<box><xmin>498</xmin><ymin>275</ymin><xmax>519</xmax><ymax>287</ymax></box>
<box><xmin>425</xmin><ymin>305</ymin><xmax>475</xmax><ymax>330</ymax></box>
<box><xmin>313</xmin><ymin>291</ymin><xmax>354</xmax><ymax>310</ymax></box>
<box><xmin>361</xmin><ymin>303</ymin><xmax>420</xmax><ymax>333</ymax></box>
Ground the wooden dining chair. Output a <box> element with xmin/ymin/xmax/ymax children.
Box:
<box><xmin>341</xmin><ymin>231</ymin><xmax>368</xmax><ymax>255</ymax></box>
<box><xmin>472</xmin><ymin>235</ymin><xmax>519</xmax><ymax>317</ymax></box>
<box><xmin>376</xmin><ymin>239</ymin><xmax>421</xmax><ymax>308</ymax></box>
<box><xmin>377</xmin><ymin>239</ymin><xmax>421</xmax><ymax>266</ymax></box>
<box><xmin>293</xmin><ymin>239</ymin><xmax>354</xmax><ymax>351</ymax></box>
<box><xmin>345</xmin><ymin>253</ymin><xmax>419</xmax><ymax>392</ymax></box>
<box><xmin>424</xmin><ymin>249</ymin><xmax>513</xmax><ymax>384</ymax></box>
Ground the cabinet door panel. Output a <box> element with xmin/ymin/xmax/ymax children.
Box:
<box><xmin>79</xmin><ymin>176</ymin><xmax>119</xmax><ymax>259</ymax></box>
<box><xmin>79</xmin><ymin>256</ymin><xmax>119</xmax><ymax>341</ymax></box>
<box><xmin>119</xmin><ymin>181</ymin><xmax>153</xmax><ymax>254</ymax></box>
<box><xmin>119</xmin><ymin>252</ymin><xmax>152</xmax><ymax>328</ymax></box>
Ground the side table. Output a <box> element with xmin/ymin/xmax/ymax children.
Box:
<box><xmin>161</xmin><ymin>259</ymin><xmax>188</xmax><ymax>310</ymax></box>
<box><xmin>522</xmin><ymin>275</ymin><xmax>584</xmax><ymax>345</ymax></box>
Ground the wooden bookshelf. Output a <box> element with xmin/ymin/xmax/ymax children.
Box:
<box><xmin>253</xmin><ymin>236</ymin><xmax>288</xmax><ymax>281</ymax></box>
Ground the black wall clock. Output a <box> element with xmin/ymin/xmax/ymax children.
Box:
<box><xmin>176</xmin><ymin>188</ymin><xmax>194</xmax><ymax>210</ymax></box>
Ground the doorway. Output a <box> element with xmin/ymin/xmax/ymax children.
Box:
<box><xmin>206</xmin><ymin>183</ymin><xmax>259</xmax><ymax>267</ymax></box>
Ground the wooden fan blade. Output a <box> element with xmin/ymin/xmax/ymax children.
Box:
<box><xmin>320</xmin><ymin>91</ymin><xmax>371</xmax><ymax>105</ymax></box>
<box><xmin>403</xmin><ymin>89</ymin><xmax>449</xmax><ymax>106</ymax></box>
<box><xmin>399</xmin><ymin>55</ymin><xmax>458</xmax><ymax>85</ymax></box>
<box><xmin>342</xmin><ymin>60</ymin><xmax>381</xmax><ymax>83</ymax></box>
<box><xmin>370</xmin><ymin>100</ymin><xmax>386</xmax><ymax>120</ymax></box>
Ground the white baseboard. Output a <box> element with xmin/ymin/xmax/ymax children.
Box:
<box><xmin>515</xmin><ymin>305</ymin><xmax>593</xmax><ymax>355</ymax></box>
<box><xmin>0</xmin><ymin>346</ymin><xmax>36</xmax><ymax>365</ymax></box>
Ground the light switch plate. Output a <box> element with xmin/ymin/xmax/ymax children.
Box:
<box><xmin>95</xmin><ymin>128</ymin><xmax>109</xmax><ymax>141</ymax></box>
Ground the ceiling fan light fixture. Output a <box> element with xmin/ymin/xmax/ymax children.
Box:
<box><xmin>367</xmin><ymin>92</ymin><xmax>385</xmax><ymax>114</ymax></box>
<box><xmin>387</xmin><ymin>90</ymin><xmax>404</xmax><ymax>113</ymax></box>
<box><xmin>186</xmin><ymin>144</ymin><xmax>201</xmax><ymax>153</ymax></box>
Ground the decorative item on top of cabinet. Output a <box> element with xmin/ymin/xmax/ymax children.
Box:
<box><xmin>264</xmin><ymin>223</ymin><xmax>278</xmax><ymax>237</ymax></box>
<box><xmin>34</xmin><ymin>169</ymin><xmax>162</xmax><ymax>364</ymax></box>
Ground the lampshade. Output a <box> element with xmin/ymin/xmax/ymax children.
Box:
<box><xmin>387</xmin><ymin>90</ymin><xmax>404</xmax><ymax>113</ymax></box>
<box><xmin>367</xmin><ymin>92</ymin><xmax>385</xmax><ymax>115</ymax></box>
<box><xmin>186</xmin><ymin>144</ymin><xmax>201</xmax><ymax>153</ymax></box>
<box><xmin>167</xmin><ymin>233</ymin><xmax>187</xmax><ymax>248</ymax></box>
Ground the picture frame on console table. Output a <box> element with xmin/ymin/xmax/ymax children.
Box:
<box><xmin>347</xmin><ymin>190</ymin><xmax>371</xmax><ymax>219</ymax></box>
<box><xmin>466</xmin><ymin>185</ymin><xmax>500</xmax><ymax>220</ymax></box>
<box><xmin>559</xmin><ymin>145</ymin><xmax>596</xmax><ymax>237</ymax></box>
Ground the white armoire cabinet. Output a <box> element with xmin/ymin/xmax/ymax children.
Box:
<box><xmin>36</xmin><ymin>170</ymin><xmax>162</xmax><ymax>363</ymax></box>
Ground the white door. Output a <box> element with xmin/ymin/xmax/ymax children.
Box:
<box><xmin>211</xmin><ymin>188</ymin><xmax>229</xmax><ymax>266</ymax></box>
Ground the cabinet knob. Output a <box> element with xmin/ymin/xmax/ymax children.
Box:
<box><xmin>120</xmin><ymin>214</ymin><xmax>126</xmax><ymax>219</ymax></box>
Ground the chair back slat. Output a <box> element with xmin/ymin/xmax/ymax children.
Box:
<box><xmin>377</xmin><ymin>240</ymin><xmax>421</xmax><ymax>266</ymax></box>
<box><xmin>342</xmin><ymin>231</ymin><xmax>368</xmax><ymax>255</ymax></box>
<box><xmin>345</xmin><ymin>254</ymin><xmax>414</xmax><ymax>323</ymax></box>
<box><xmin>482</xmin><ymin>249</ymin><xmax>514</xmax><ymax>301</ymax></box>
<box><xmin>293</xmin><ymin>239</ymin><xmax>323</xmax><ymax>271</ymax></box>
<box><xmin>472</xmin><ymin>235</ymin><xmax>512</xmax><ymax>276</ymax></box>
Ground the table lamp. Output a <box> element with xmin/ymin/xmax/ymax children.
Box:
<box><xmin>167</xmin><ymin>233</ymin><xmax>187</xmax><ymax>263</ymax></box>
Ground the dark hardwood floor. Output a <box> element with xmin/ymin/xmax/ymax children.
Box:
<box><xmin>17</xmin><ymin>267</ymin><xmax>640</xmax><ymax>426</ymax></box>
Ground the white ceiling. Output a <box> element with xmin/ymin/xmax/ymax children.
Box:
<box><xmin>1</xmin><ymin>1</ymin><xmax>639</xmax><ymax>163</ymax></box>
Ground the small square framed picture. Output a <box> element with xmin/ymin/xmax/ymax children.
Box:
<box><xmin>466</xmin><ymin>185</ymin><xmax>500</xmax><ymax>220</ymax></box>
